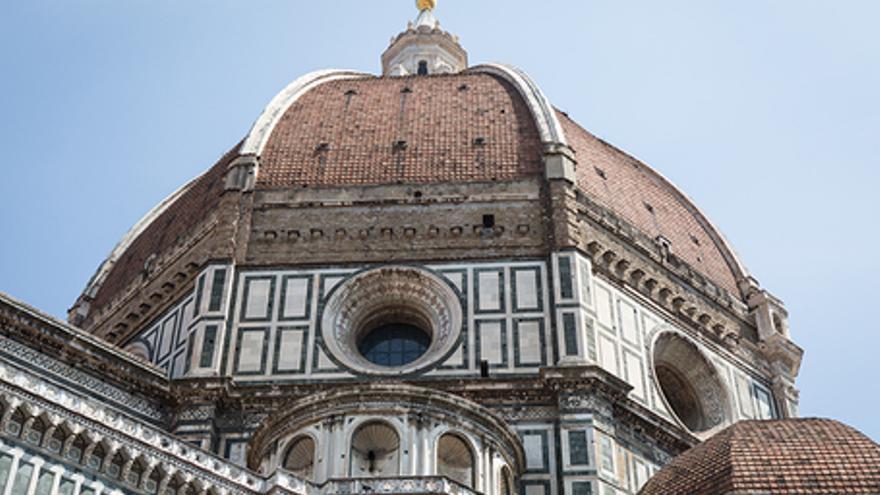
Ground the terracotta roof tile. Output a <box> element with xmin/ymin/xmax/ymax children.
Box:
<box><xmin>91</xmin><ymin>143</ymin><xmax>240</xmax><ymax>311</ymax></box>
<box><xmin>639</xmin><ymin>419</ymin><xmax>880</xmax><ymax>494</ymax></box>
<box><xmin>560</xmin><ymin>112</ymin><xmax>742</xmax><ymax>297</ymax></box>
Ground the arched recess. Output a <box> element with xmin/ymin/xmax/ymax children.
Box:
<box><xmin>349</xmin><ymin>421</ymin><xmax>400</xmax><ymax>477</ymax></box>
<box><xmin>283</xmin><ymin>436</ymin><xmax>316</xmax><ymax>480</ymax></box>
<box><xmin>651</xmin><ymin>330</ymin><xmax>732</xmax><ymax>436</ymax></box>
<box><xmin>436</xmin><ymin>433</ymin><xmax>475</xmax><ymax>487</ymax></box>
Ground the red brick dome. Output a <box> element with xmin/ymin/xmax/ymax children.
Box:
<box><xmin>75</xmin><ymin>65</ymin><xmax>751</xmax><ymax>325</ymax></box>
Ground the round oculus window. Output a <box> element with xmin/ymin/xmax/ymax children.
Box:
<box><xmin>651</xmin><ymin>331</ymin><xmax>732</xmax><ymax>436</ymax></box>
<box><xmin>320</xmin><ymin>266</ymin><xmax>463</xmax><ymax>376</ymax></box>
<box><xmin>358</xmin><ymin>323</ymin><xmax>430</xmax><ymax>367</ymax></box>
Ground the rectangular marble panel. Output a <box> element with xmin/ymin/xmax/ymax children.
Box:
<box><xmin>595</xmin><ymin>284</ymin><xmax>614</xmax><ymax>330</ymax></box>
<box><xmin>599</xmin><ymin>334</ymin><xmax>619</xmax><ymax>377</ymax></box>
<box><xmin>633</xmin><ymin>459</ymin><xmax>650</xmax><ymax>492</ymax></box>
<box><xmin>578</xmin><ymin>257</ymin><xmax>593</xmax><ymax>307</ymax></box>
<box><xmin>623</xmin><ymin>350</ymin><xmax>646</xmax><ymax>401</ymax></box>
<box><xmin>276</xmin><ymin>328</ymin><xmax>305</xmax><ymax>372</ymax></box>
<box><xmin>516</xmin><ymin>319</ymin><xmax>542</xmax><ymax>365</ymax></box>
<box><xmin>735</xmin><ymin>373</ymin><xmax>755</xmax><ymax>418</ymax></box>
<box><xmin>477</xmin><ymin>270</ymin><xmax>503</xmax><ymax>312</ymax></box>
<box><xmin>525</xmin><ymin>485</ymin><xmax>546</xmax><ymax>495</ymax></box>
<box><xmin>237</xmin><ymin>329</ymin><xmax>266</xmax><ymax>374</ymax></box>
<box><xmin>281</xmin><ymin>276</ymin><xmax>310</xmax><ymax>320</ymax></box>
<box><xmin>172</xmin><ymin>350</ymin><xmax>187</xmax><ymax>379</ymax></box>
<box><xmin>523</xmin><ymin>434</ymin><xmax>545</xmax><ymax>471</ymax></box>
<box><xmin>479</xmin><ymin>320</ymin><xmax>504</xmax><ymax>365</ymax></box>
<box><xmin>243</xmin><ymin>278</ymin><xmax>274</xmax><ymax>321</ymax></box>
<box><xmin>618</xmin><ymin>299</ymin><xmax>639</xmax><ymax>347</ymax></box>
<box><xmin>599</xmin><ymin>436</ymin><xmax>615</xmax><ymax>474</ymax></box>
<box><xmin>514</xmin><ymin>269</ymin><xmax>540</xmax><ymax>311</ymax></box>
<box><xmin>178</xmin><ymin>299</ymin><xmax>194</xmax><ymax>346</ymax></box>
<box><xmin>584</xmin><ymin>314</ymin><xmax>598</xmax><ymax>362</ymax></box>
<box><xmin>159</xmin><ymin>314</ymin><xmax>176</xmax><ymax>357</ymax></box>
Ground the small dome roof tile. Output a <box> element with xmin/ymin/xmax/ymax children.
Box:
<box><xmin>639</xmin><ymin>419</ymin><xmax>880</xmax><ymax>495</ymax></box>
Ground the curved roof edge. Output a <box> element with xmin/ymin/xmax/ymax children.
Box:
<box><xmin>470</xmin><ymin>62</ymin><xmax>750</xmax><ymax>297</ymax></box>
<box><xmin>240</xmin><ymin>69</ymin><xmax>373</xmax><ymax>157</ymax></box>
<box><xmin>592</xmin><ymin>132</ymin><xmax>752</xmax><ymax>295</ymax></box>
<box><xmin>77</xmin><ymin>174</ymin><xmax>202</xmax><ymax>304</ymax></box>
<box><xmin>468</xmin><ymin>63</ymin><xmax>568</xmax><ymax>147</ymax></box>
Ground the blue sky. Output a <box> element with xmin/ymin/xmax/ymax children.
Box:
<box><xmin>1</xmin><ymin>1</ymin><xmax>877</xmax><ymax>439</ymax></box>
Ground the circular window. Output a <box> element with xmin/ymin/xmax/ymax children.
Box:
<box><xmin>321</xmin><ymin>266</ymin><xmax>463</xmax><ymax>375</ymax></box>
<box><xmin>359</xmin><ymin>323</ymin><xmax>431</xmax><ymax>367</ymax></box>
<box><xmin>652</xmin><ymin>331</ymin><xmax>732</xmax><ymax>435</ymax></box>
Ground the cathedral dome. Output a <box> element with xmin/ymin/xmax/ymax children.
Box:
<box><xmin>76</xmin><ymin>66</ymin><xmax>748</xmax><ymax>327</ymax></box>
<box><xmin>72</xmin><ymin>5</ymin><xmax>751</xmax><ymax>346</ymax></box>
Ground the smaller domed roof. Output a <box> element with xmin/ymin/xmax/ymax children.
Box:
<box><xmin>639</xmin><ymin>419</ymin><xmax>880</xmax><ymax>495</ymax></box>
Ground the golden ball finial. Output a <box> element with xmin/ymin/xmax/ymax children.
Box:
<box><xmin>417</xmin><ymin>0</ymin><xmax>436</xmax><ymax>11</ymax></box>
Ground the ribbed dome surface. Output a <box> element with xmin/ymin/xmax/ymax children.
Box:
<box><xmin>562</xmin><ymin>113</ymin><xmax>741</xmax><ymax>296</ymax></box>
<box><xmin>258</xmin><ymin>73</ymin><xmax>544</xmax><ymax>188</ymax></box>
<box><xmin>80</xmin><ymin>69</ymin><xmax>751</xmax><ymax>325</ymax></box>
<box><xmin>90</xmin><ymin>143</ymin><xmax>238</xmax><ymax>311</ymax></box>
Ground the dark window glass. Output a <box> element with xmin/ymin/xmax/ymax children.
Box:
<box><xmin>568</xmin><ymin>430</ymin><xmax>589</xmax><ymax>466</ymax></box>
<box><xmin>558</xmin><ymin>257</ymin><xmax>573</xmax><ymax>299</ymax></box>
<box><xmin>200</xmin><ymin>325</ymin><xmax>218</xmax><ymax>368</ymax></box>
<box><xmin>563</xmin><ymin>313</ymin><xmax>579</xmax><ymax>356</ymax></box>
<box><xmin>208</xmin><ymin>269</ymin><xmax>227</xmax><ymax>312</ymax></box>
<box><xmin>418</xmin><ymin>61</ymin><xmax>429</xmax><ymax>75</ymax></box>
<box><xmin>572</xmin><ymin>481</ymin><xmax>593</xmax><ymax>495</ymax></box>
<box><xmin>359</xmin><ymin>323</ymin><xmax>430</xmax><ymax>367</ymax></box>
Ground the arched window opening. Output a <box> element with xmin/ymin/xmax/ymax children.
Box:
<box><xmin>437</xmin><ymin>433</ymin><xmax>475</xmax><ymax>487</ymax></box>
<box><xmin>47</xmin><ymin>426</ymin><xmax>66</xmax><ymax>453</ymax></box>
<box><xmin>418</xmin><ymin>60</ymin><xmax>429</xmax><ymax>76</ymax></box>
<box><xmin>126</xmin><ymin>459</ymin><xmax>145</xmax><ymax>487</ymax></box>
<box><xmin>166</xmin><ymin>475</ymin><xmax>186</xmax><ymax>494</ymax></box>
<box><xmin>105</xmin><ymin>452</ymin><xmax>125</xmax><ymax>479</ymax></box>
<box><xmin>284</xmin><ymin>436</ymin><xmax>316</xmax><ymax>480</ymax></box>
<box><xmin>6</xmin><ymin>408</ymin><xmax>25</xmax><ymax>437</ymax></box>
<box><xmin>87</xmin><ymin>443</ymin><xmax>106</xmax><ymax>471</ymax></box>
<box><xmin>350</xmin><ymin>422</ymin><xmax>400</xmax><ymax>477</ymax></box>
<box><xmin>24</xmin><ymin>417</ymin><xmax>47</xmax><ymax>445</ymax></box>
<box><xmin>67</xmin><ymin>434</ymin><xmax>88</xmax><ymax>463</ymax></box>
<box><xmin>145</xmin><ymin>467</ymin><xmax>163</xmax><ymax>494</ymax></box>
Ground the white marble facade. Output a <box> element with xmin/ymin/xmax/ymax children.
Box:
<box><xmin>120</xmin><ymin>254</ymin><xmax>779</xmax><ymax>495</ymax></box>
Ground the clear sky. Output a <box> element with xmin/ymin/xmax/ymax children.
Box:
<box><xmin>1</xmin><ymin>1</ymin><xmax>877</xmax><ymax>440</ymax></box>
